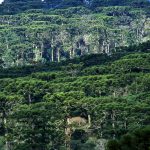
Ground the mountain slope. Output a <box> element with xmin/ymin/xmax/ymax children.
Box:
<box><xmin>0</xmin><ymin>0</ymin><xmax>150</xmax><ymax>14</ymax></box>
<box><xmin>0</xmin><ymin>1</ymin><xmax>150</xmax><ymax>67</ymax></box>
<box><xmin>0</xmin><ymin>42</ymin><xmax>150</xmax><ymax>149</ymax></box>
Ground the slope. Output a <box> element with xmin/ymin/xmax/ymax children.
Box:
<box><xmin>0</xmin><ymin>41</ymin><xmax>150</xmax><ymax>149</ymax></box>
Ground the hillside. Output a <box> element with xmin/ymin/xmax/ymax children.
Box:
<box><xmin>0</xmin><ymin>0</ymin><xmax>150</xmax><ymax>14</ymax></box>
<box><xmin>0</xmin><ymin>41</ymin><xmax>150</xmax><ymax>149</ymax></box>
<box><xmin>0</xmin><ymin>0</ymin><xmax>150</xmax><ymax>67</ymax></box>
<box><xmin>0</xmin><ymin>0</ymin><xmax>150</xmax><ymax>150</ymax></box>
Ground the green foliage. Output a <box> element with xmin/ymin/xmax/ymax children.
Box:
<box><xmin>0</xmin><ymin>42</ymin><xmax>150</xmax><ymax>149</ymax></box>
<box><xmin>1</xmin><ymin>0</ymin><xmax>150</xmax><ymax>14</ymax></box>
<box><xmin>0</xmin><ymin>2</ymin><xmax>149</xmax><ymax>67</ymax></box>
<box><xmin>9</xmin><ymin>102</ymin><xmax>65</xmax><ymax>150</ymax></box>
<box><xmin>107</xmin><ymin>126</ymin><xmax>150</xmax><ymax>150</ymax></box>
<box><xmin>0</xmin><ymin>136</ymin><xmax>5</xmax><ymax>150</ymax></box>
<box><xmin>0</xmin><ymin>0</ymin><xmax>150</xmax><ymax>149</ymax></box>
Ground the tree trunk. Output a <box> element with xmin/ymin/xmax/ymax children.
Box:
<box><xmin>111</xmin><ymin>110</ymin><xmax>116</xmax><ymax>139</ymax></box>
<box><xmin>57</xmin><ymin>48</ymin><xmax>60</xmax><ymax>62</ymax></box>
<box><xmin>3</xmin><ymin>112</ymin><xmax>9</xmax><ymax>150</ymax></box>
<box><xmin>51</xmin><ymin>47</ymin><xmax>54</xmax><ymax>62</ymax></box>
<box><xmin>69</xmin><ymin>49</ymin><xmax>72</xmax><ymax>59</ymax></box>
<box><xmin>28</xmin><ymin>93</ymin><xmax>32</xmax><ymax>104</ymax></box>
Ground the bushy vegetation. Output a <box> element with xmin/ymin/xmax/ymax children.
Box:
<box><xmin>0</xmin><ymin>0</ymin><xmax>150</xmax><ymax>67</ymax></box>
<box><xmin>0</xmin><ymin>42</ymin><xmax>150</xmax><ymax>149</ymax></box>
<box><xmin>0</xmin><ymin>1</ymin><xmax>150</xmax><ymax>149</ymax></box>
<box><xmin>107</xmin><ymin>126</ymin><xmax>150</xmax><ymax>150</ymax></box>
<box><xmin>0</xmin><ymin>0</ymin><xmax>150</xmax><ymax>14</ymax></box>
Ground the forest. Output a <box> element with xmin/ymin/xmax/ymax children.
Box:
<box><xmin>0</xmin><ymin>0</ymin><xmax>150</xmax><ymax>150</ymax></box>
<box><xmin>0</xmin><ymin>41</ymin><xmax>150</xmax><ymax>150</ymax></box>
<box><xmin>0</xmin><ymin>0</ymin><xmax>150</xmax><ymax>67</ymax></box>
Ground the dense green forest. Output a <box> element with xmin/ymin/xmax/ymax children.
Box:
<box><xmin>0</xmin><ymin>41</ymin><xmax>150</xmax><ymax>150</ymax></box>
<box><xmin>0</xmin><ymin>0</ymin><xmax>150</xmax><ymax>14</ymax></box>
<box><xmin>0</xmin><ymin>0</ymin><xmax>150</xmax><ymax>67</ymax></box>
<box><xmin>0</xmin><ymin>0</ymin><xmax>150</xmax><ymax>150</ymax></box>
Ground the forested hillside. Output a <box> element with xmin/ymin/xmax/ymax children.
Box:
<box><xmin>0</xmin><ymin>0</ymin><xmax>150</xmax><ymax>67</ymax></box>
<box><xmin>0</xmin><ymin>0</ymin><xmax>150</xmax><ymax>14</ymax></box>
<box><xmin>0</xmin><ymin>0</ymin><xmax>150</xmax><ymax>150</ymax></box>
<box><xmin>0</xmin><ymin>41</ymin><xmax>150</xmax><ymax>150</ymax></box>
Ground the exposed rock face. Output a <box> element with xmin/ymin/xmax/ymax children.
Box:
<box><xmin>95</xmin><ymin>139</ymin><xmax>108</xmax><ymax>150</ymax></box>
